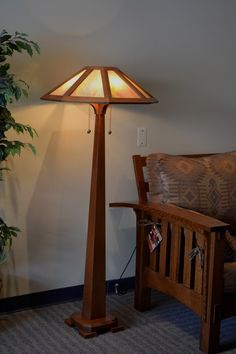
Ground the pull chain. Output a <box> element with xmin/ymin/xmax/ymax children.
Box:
<box><xmin>87</xmin><ymin>105</ymin><xmax>91</xmax><ymax>134</ymax></box>
<box><xmin>108</xmin><ymin>105</ymin><xmax>112</xmax><ymax>135</ymax></box>
<box><xmin>87</xmin><ymin>105</ymin><xmax>112</xmax><ymax>135</ymax></box>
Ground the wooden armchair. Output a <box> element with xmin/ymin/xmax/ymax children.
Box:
<box><xmin>110</xmin><ymin>153</ymin><xmax>236</xmax><ymax>354</ymax></box>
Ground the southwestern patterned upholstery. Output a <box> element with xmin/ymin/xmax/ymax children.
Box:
<box><xmin>146</xmin><ymin>151</ymin><xmax>236</xmax><ymax>291</ymax></box>
<box><xmin>146</xmin><ymin>151</ymin><xmax>236</xmax><ymax>228</ymax></box>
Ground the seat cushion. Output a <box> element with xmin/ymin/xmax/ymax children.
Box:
<box><xmin>225</xmin><ymin>230</ymin><xmax>236</xmax><ymax>252</ymax></box>
<box><xmin>224</xmin><ymin>231</ymin><xmax>236</xmax><ymax>262</ymax></box>
<box><xmin>224</xmin><ymin>262</ymin><xmax>236</xmax><ymax>293</ymax></box>
<box><xmin>146</xmin><ymin>151</ymin><xmax>236</xmax><ymax>228</ymax></box>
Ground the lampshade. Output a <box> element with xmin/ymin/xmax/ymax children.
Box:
<box><xmin>41</xmin><ymin>66</ymin><xmax>158</xmax><ymax>104</ymax></box>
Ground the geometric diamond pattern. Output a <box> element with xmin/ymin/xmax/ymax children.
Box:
<box><xmin>146</xmin><ymin>151</ymin><xmax>236</xmax><ymax>228</ymax></box>
<box><xmin>184</xmin><ymin>191</ymin><xmax>196</xmax><ymax>202</ymax></box>
<box><xmin>177</xmin><ymin>161</ymin><xmax>194</xmax><ymax>174</ymax></box>
<box><xmin>207</xmin><ymin>178</ymin><xmax>221</xmax><ymax>207</ymax></box>
<box><xmin>207</xmin><ymin>189</ymin><xmax>221</xmax><ymax>206</ymax></box>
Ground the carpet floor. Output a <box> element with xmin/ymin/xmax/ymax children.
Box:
<box><xmin>1</xmin><ymin>290</ymin><xmax>236</xmax><ymax>353</ymax></box>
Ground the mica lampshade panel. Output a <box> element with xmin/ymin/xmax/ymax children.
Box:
<box><xmin>41</xmin><ymin>66</ymin><xmax>158</xmax><ymax>104</ymax></box>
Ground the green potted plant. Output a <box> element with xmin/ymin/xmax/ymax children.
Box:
<box><xmin>0</xmin><ymin>29</ymin><xmax>40</xmax><ymax>263</ymax></box>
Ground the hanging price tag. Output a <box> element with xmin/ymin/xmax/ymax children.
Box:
<box><xmin>147</xmin><ymin>224</ymin><xmax>163</xmax><ymax>253</ymax></box>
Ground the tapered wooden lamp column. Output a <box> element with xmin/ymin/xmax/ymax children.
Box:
<box><xmin>41</xmin><ymin>66</ymin><xmax>158</xmax><ymax>337</ymax></box>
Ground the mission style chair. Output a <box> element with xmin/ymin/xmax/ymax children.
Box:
<box><xmin>110</xmin><ymin>152</ymin><xmax>236</xmax><ymax>354</ymax></box>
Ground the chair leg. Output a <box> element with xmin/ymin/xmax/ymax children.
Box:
<box><xmin>199</xmin><ymin>231</ymin><xmax>225</xmax><ymax>354</ymax></box>
<box><xmin>200</xmin><ymin>315</ymin><xmax>221</xmax><ymax>354</ymax></box>
<box><xmin>134</xmin><ymin>285</ymin><xmax>151</xmax><ymax>311</ymax></box>
<box><xmin>134</xmin><ymin>210</ymin><xmax>151</xmax><ymax>311</ymax></box>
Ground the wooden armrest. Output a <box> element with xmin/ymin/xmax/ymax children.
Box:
<box><xmin>110</xmin><ymin>201</ymin><xmax>229</xmax><ymax>233</ymax></box>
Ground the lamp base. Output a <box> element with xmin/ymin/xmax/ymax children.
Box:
<box><xmin>65</xmin><ymin>312</ymin><xmax>124</xmax><ymax>338</ymax></box>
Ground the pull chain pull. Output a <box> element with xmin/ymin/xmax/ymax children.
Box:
<box><xmin>108</xmin><ymin>105</ymin><xmax>112</xmax><ymax>135</ymax></box>
<box><xmin>87</xmin><ymin>105</ymin><xmax>91</xmax><ymax>134</ymax></box>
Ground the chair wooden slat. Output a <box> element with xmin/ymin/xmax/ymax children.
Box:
<box><xmin>183</xmin><ymin>229</ymin><xmax>194</xmax><ymax>289</ymax></box>
<box><xmin>170</xmin><ymin>224</ymin><xmax>182</xmax><ymax>282</ymax></box>
<box><xmin>159</xmin><ymin>220</ymin><xmax>168</xmax><ymax>276</ymax></box>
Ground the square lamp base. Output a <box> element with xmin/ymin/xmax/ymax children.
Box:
<box><xmin>65</xmin><ymin>312</ymin><xmax>124</xmax><ymax>338</ymax></box>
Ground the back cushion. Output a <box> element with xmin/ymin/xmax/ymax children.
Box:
<box><xmin>146</xmin><ymin>152</ymin><xmax>236</xmax><ymax>227</ymax></box>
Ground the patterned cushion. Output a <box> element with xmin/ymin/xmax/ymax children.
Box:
<box><xmin>224</xmin><ymin>262</ymin><xmax>236</xmax><ymax>293</ymax></box>
<box><xmin>146</xmin><ymin>152</ymin><xmax>236</xmax><ymax>228</ymax></box>
<box><xmin>224</xmin><ymin>231</ymin><xmax>236</xmax><ymax>262</ymax></box>
<box><xmin>225</xmin><ymin>230</ymin><xmax>236</xmax><ymax>252</ymax></box>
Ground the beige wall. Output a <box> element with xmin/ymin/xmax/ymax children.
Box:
<box><xmin>1</xmin><ymin>0</ymin><xmax>236</xmax><ymax>297</ymax></box>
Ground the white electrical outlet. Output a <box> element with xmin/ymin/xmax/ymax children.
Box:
<box><xmin>137</xmin><ymin>127</ymin><xmax>147</xmax><ymax>147</ymax></box>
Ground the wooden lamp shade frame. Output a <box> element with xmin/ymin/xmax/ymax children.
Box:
<box><xmin>41</xmin><ymin>66</ymin><xmax>157</xmax><ymax>104</ymax></box>
<box><xmin>41</xmin><ymin>66</ymin><xmax>158</xmax><ymax>338</ymax></box>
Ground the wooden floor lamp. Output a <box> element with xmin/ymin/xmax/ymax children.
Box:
<box><xmin>41</xmin><ymin>66</ymin><xmax>157</xmax><ymax>337</ymax></box>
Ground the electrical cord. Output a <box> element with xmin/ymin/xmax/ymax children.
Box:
<box><xmin>115</xmin><ymin>246</ymin><xmax>136</xmax><ymax>296</ymax></box>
